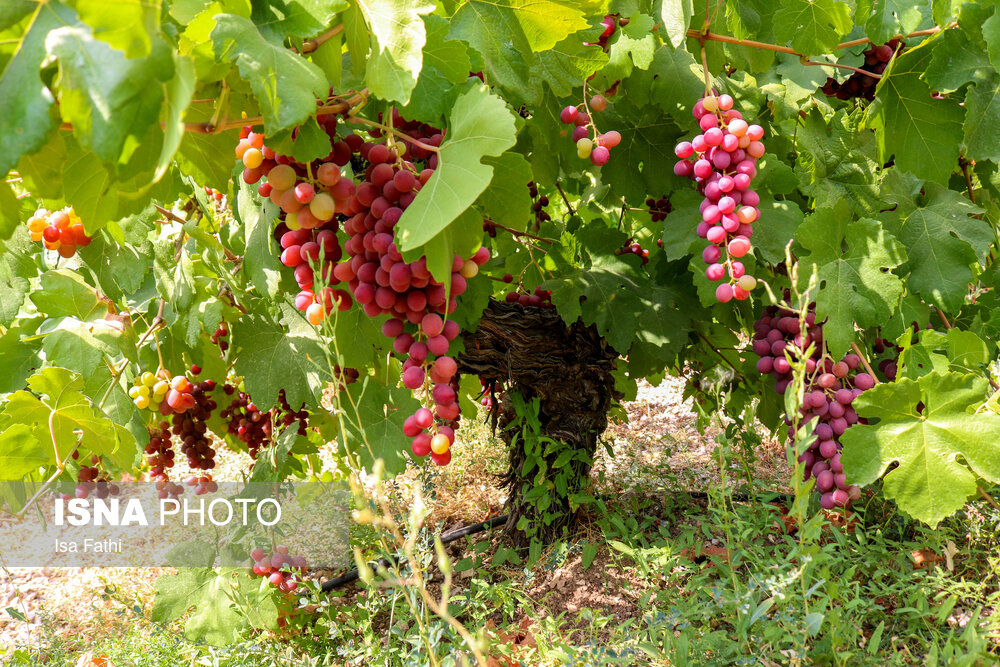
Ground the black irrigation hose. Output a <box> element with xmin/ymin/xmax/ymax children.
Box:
<box><xmin>319</xmin><ymin>514</ymin><xmax>509</xmax><ymax>592</ymax></box>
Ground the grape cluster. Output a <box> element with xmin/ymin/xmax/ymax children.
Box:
<box><xmin>221</xmin><ymin>388</ymin><xmax>273</xmax><ymax>460</ymax></box>
<box><xmin>203</xmin><ymin>186</ymin><xmax>225</xmax><ymax>203</ymax></box>
<box><xmin>145</xmin><ymin>423</ymin><xmax>185</xmax><ymax>499</ymax></box>
<box><xmin>251</xmin><ymin>546</ymin><xmax>307</xmax><ymax>593</ymax></box>
<box><xmin>503</xmin><ymin>286</ymin><xmax>555</xmax><ymax>308</ymax></box>
<box><xmin>674</xmin><ymin>93</ymin><xmax>764</xmax><ymax>303</ymax></box>
<box><xmin>64</xmin><ymin>454</ymin><xmax>120</xmax><ymax>500</ymax></box>
<box><xmin>237</xmin><ymin>120</ymin><xmax>355</xmax><ymax>325</ymax></box>
<box><xmin>873</xmin><ymin>336</ymin><xmax>901</xmax><ymax>380</ymax></box>
<box><xmin>560</xmin><ymin>96</ymin><xmax>621</xmax><ymax>166</ymax></box>
<box><xmin>529</xmin><ymin>182</ymin><xmax>551</xmax><ymax>228</ymax></box>
<box><xmin>170</xmin><ymin>379</ymin><xmax>218</xmax><ymax>471</ymax></box>
<box><xmin>820</xmin><ymin>40</ymin><xmax>901</xmax><ymax>101</ymax></box>
<box><xmin>646</xmin><ymin>196</ymin><xmax>671</xmax><ymax>223</ymax></box>
<box><xmin>130</xmin><ymin>371</ymin><xmax>200</xmax><ymax>415</ymax></box>
<box><xmin>26</xmin><ymin>207</ymin><xmax>92</xmax><ymax>258</ymax></box>
<box><xmin>751</xmin><ymin>301</ymin><xmax>875</xmax><ymax>509</ymax></box>
<box><xmin>185</xmin><ymin>474</ymin><xmax>218</xmax><ymax>496</ymax></box>
<box><xmin>616</xmin><ymin>238</ymin><xmax>650</xmax><ymax>265</ymax></box>
<box><xmin>211</xmin><ymin>324</ymin><xmax>229</xmax><ymax>352</ymax></box>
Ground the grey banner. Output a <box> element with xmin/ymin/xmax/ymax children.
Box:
<box><xmin>0</xmin><ymin>482</ymin><xmax>349</xmax><ymax>568</ymax></box>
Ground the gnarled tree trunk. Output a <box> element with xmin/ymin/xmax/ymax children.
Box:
<box><xmin>457</xmin><ymin>300</ymin><xmax>619</xmax><ymax>547</ymax></box>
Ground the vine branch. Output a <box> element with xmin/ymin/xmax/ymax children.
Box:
<box><xmin>485</xmin><ymin>218</ymin><xmax>554</xmax><ymax>244</ymax></box>
<box><xmin>851</xmin><ymin>342</ymin><xmax>880</xmax><ymax>384</ymax></box>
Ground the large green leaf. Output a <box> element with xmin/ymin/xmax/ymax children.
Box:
<box><xmin>0</xmin><ymin>262</ymin><xmax>29</xmax><ymax>326</ymax></box>
<box><xmin>854</xmin><ymin>0</ymin><xmax>924</xmax><ymax>45</ymax></box>
<box><xmin>841</xmin><ymin>371</ymin><xmax>1000</xmax><ymax>527</ymax></box>
<box><xmin>47</xmin><ymin>26</ymin><xmax>173</xmax><ymax>163</ymax></box>
<box><xmin>65</xmin><ymin>0</ymin><xmax>161</xmax><ymax>58</ymax></box>
<box><xmin>0</xmin><ymin>367</ymin><xmax>136</xmax><ymax>472</ymax></box>
<box><xmin>152</xmin><ymin>568</ymin><xmax>274</xmax><ymax>646</ymax></box>
<box><xmin>251</xmin><ymin>0</ymin><xmax>349</xmax><ymax>41</ymax></box>
<box><xmin>231</xmin><ymin>313</ymin><xmax>333</xmax><ymax>409</ymax></box>
<box><xmin>660</xmin><ymin>0</ymin><xmax>694</xmax><ymax>48</ymax></box>
<box><xmin>211</xmin><ymin>14</ymin><xmax>329</xmax><ymax>133</ymax></box>
<box><xmin>0</xmin><ymin>2</ymin><xmax>78</xmax><ymax>177</ymax></box>
<box><xmin>405</xmin><ymin>15</ymin><xmax>471</xmax><ymax>123</ymax></box>
<box><xmin>922</xmin><ymin>27</ymin><xmax>992</xmax><ymax>94</ymax></box>
<box><xmin>340</xmin><ymin>377</ymin><xmax>421</xmax><ymax>475</ymax></box>
<box><xmin>796</xmin><ymin>109</ymin><xmax>880</xmax><ymax>216</ymax></box>
<box><xmin>475</xmin><ymin>152</ymin><xmax>533</xmax><ymax>233</ymax></box>
<box><xmin>963</xmin><ymin>72</ymin><xmax>1000</xmax><ymax>164</ymax></box>
<box><xmin>773</xmin><ymin>0</ymin><xmax>852</xmax><ymax>55</ymax></box>
<box><xmin>356</xmin><ymin>0</ymin><xmax>435</xmax><ymax>104</ymax></box>
<box><xmin>881</xmin><ymin>173</ymin><xmax>989</xmax><ymax>311</ymax></box>
<box><xmin>649</xmin><ymin>46</ymin><xmax>704</xmax><ymax>124</ymax></box>
<box><xmin>396</xmin><ymin>84</ymin><xmax>517</xmax><ymax>251</ymax></box>
<box><xmin>237</xmin><ymin>185</ymin><xmax>282</xmax><ymax>299</ymax></box>
<box><xmin>449</xmin><ymin>1</ymin><xmax>532</xmax><ymax>94</ymax></box>
<box><xmin>526</xmin><ymin>29</ymin><xmax>609</xmax><ymax>104</ymax></box>
<box><xmin>29</xmin><ymin>269</ymin><xmax>105</xmax><ymax>320</ymax></box>
<box><xmin>156</xmin><ymin>54</ymin><xmax>196</xmax><ymax>183</ymax></box>
<box><xmin>867</xmin><ymin>38</ymin><xmax>965</xmax><ymax>185</ymax></box>
<box><xmin>796</xmin><ymin>209</ymin><xmax>907</xmax><ymax>358</ymax></box>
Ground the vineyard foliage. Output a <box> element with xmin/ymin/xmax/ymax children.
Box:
<box><xmin>1</xmin><ymin>0</ymin><xmax>1000</xmax><ymax>545</ymax></box>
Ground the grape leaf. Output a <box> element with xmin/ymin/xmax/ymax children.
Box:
<box><xmin>237</xmin><ymin>185</ymin><xmax>282</xmax><ymax>299</ymax></box>
<box><xmin>475</xmin><ymin>152</ymin><xmax>533</xmax><ymax>232</ymax></box>
<box><xmin>355</xmin><ymin>0</ymin><xmax>435</xmax><ymax>104</ymax></box>
<box><xmin>840</xmin><ymin>371</ymin><xmax>1000</xmax><ymax>527</ymax></box>
<box><xmin>649</xmin><ymin>46</ymin><xmax>705</xmax><ymax>123</ymax></box>
<box><xmin>0</xmin><ymin>367</ymin><xmax>136</xmax><ymax>471</ymax></box>
<box><xmin>543</xmin><ymin>227</ymin><xmax>692</xmax><ymax>355</ymax></box>
<box><xmin>396</xmin><ymin>84</ymin><xmax>517</xmax><ymax>251</ymax></box>
<box><xmin>750</xmin><ymin>197</ymin><xmax>804</xmax><ymax>265</ymax></box>
<box><xmin>659</xmin><ymin>189</ymin><xmax>703</xmax><ymax>262</ymax></box>
<box><xmin>406</xmin><ymin>15</ymin><xmax>471</xmax><ymax>123</ymax></box>
<box><xmin>176</xmin><ymin>102</ymin><xmax>238</xmax><ymax>189</ymax></box>
<box><xmin>153</xmin><ymin>237</ymin><xmax>196</xmax><ymax>313</ymax></box>
<box><xmin>157</xmin><ymin>54</ymin><xmax>196</xmax><ymax>183</ymax></box>
<box><xmin>660</xmin><ymin>0</ymin><xmax>694</xmax><ymax>47</ymax></box>
<box><xmin>265</xmin><ymin>116</ymin><xmax>332</xmax><ymax>164</ymax></box>
<box><xmin>599</xmin><ymin>13</ymin><xmax>655</xmax><ymax>81</ymax></box>
<box><xmin>526</xmin><ymin>29</ymin><xmax>609</xmax><ymax>104</ymax></box>
<box><xmin>866</xmin><ymin>39</ymin><xmax>965</xmax><ymax>185</ymax></box>
<box><xmin>449</xmin><ymin>1</ymin><xmax>532</xmax><ymax>94</ymax></box>
<box><xmin>65</xmin><ymin>0</ymin><xmax>161</xmax><ymax>58</ymax></box>
<box><xmin>598</xmin><ymin>97</ymin><xmax>684</xmax><ymax>203</ymax></box>
<box><xmin>0</xmin><ymin>2</ymin><xmax>78</xmax><ymax>177</ymax></box>
<box><xmin>46</xmin><ymin>26</ymin><xmax>173</xmax><ymax>163</ymax></box>
<box><xmin>796</xmin><ymin>209</ymin><xmax>906</xmax><ymax>358</ymax></box>
<box><xmin>898</xmin><ymin>329</ymin><xmax>990</xmax><ymax>380</ymax></box>
<box><xmin>407</xmin><ymin>207</ymin><xmax>483</xmax><ymax>285</ymax></box>
<box><xmin>42</xmin><ymin>319</ymin><xmax>128</xmax><ymax>382</ymax></box>
<box><xmin>29</xmin><ymin>270</ymin><xmax>105</xmax><ymax>321</ymax></box>
<box><xmin>773</xmin><ymin>0</ymin><xmax>852</xmax><ymax>55</ymax></box>
<box><xmin>0</xmin><ymin>180</ymin><xmax>19</xmax><ymax>241</ymax></box>
<box><xmin>231</xmin><ymin>313</ymin><xmax>332</xmax><ymax>409</ymax></box>
<box><xmin>340</xmin><ymin>377</ymin><xmax>421</xmax><ymax>475</ymax></box>
<box><xmin>963</xmin><ymin>73</ymin><xmax>1000</xmax><ymax>164</ymax></box>
<box><xmin>0</xmin><ymin>424</ymin><xmax>46</xmax><ymax>481</ymax></box>
<box><xmin>795</xmin><ymin>108</ymin><xmax>880</xmax><ymax>216</ymax></box>
<box><xmin>250</xmin><ymin>0</ymin><xmax>349</xmax><ymax>41</ymax></box>
<box><xmin>854</xmin><ymin>0</ymin><xmax>924</xmax><ymax>45</ymax></box>
<box><xmin>0</xmin><ymin>321</ymin><xmax>42</xmax><ymax>396</ymax></box>
<box><xmin>982</xmin><ymin>9</ymin><xmax>1000</xmax><ymax>72</ymax></box>
<box><xmin>62</xmin><ymin>150</ymin><xmax>119</xmax><ymax>232</ymax></box>
<box><xmin>923</xmin><ymin>27</ymin><xmax>992</xmax><ymax>94</ymax></box>
<box><xmin>881</xmin><ymin>173</ymin><xmax>989</xmax><ymax>311</ymax></box>
<box><xmin>152</xmin><ymin>568</ymin><xmax>270</xmax><ymax>645</ymax></box>
<box><xmin>0</xmin><ymin>1</ymin><xmax>35</xmax><ymax>31</ymax></box>
<box><xmin>211</xmin><ymin>14</ymin><xmax>329</xmax><ymax>133</ymax></box>
<box><xmin>78</xmin><ymin>211</ymin><xmax>155</xmax><ymax>302</ymax></box>
<box><xmin>0</xmin><ymin>263</ymin><xmax>28</xmax><ymax>326</ymax></box>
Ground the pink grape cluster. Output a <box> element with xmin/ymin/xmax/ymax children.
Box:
<box><xmin>503</xmin><ymin>285</ymin><xmax>554</xmax><ymax>308</ymax></box>
<box><xmin>674</xmin><ymin>93</ymin><xmax>765</xmax><ymax>303</ymax></box>
<box><xmin>751</xmin><ymin>301</ymin><xmax>876</xmax><ymax>510</ymax></box>
<box><xmin>238</xmin><ymin>119</ymin><xmax>355</xmax><ymax>325</ymax></box>
<box><xmin>63</xmin><ymin>454</ymin><xmax>120</xmax><ymax>500</ymax></box>
<box><xmin>251</xmin><ymin>546</ymin><xmax>307</xmax><ymax>593</ymax></box>
<box><xmin>185</xmin><ymin>474</ymin><xmax>218</xmax><ymax>495</ymax></box>
<box><xmin>559</xmin><ymin>95</ymin><xmax>621</xmax><ymax>166</ymax></box>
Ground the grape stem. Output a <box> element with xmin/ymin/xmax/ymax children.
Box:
<box><xmin>978</xmin><ymin>487</ymin><xmax>1000</xmax><ymax>513</ymax></box>
<box><xmin>850</xmin><ymin>342</ymin><xmax>880</xmax><ymax>384</ymax></box>
<box><xmin>696</xmin><ymin>331</ymin><xmax>747</xmax><ymax>381</ymax></box>
<box><xmin>484</xmin><ymin>218</ymin><xmax>554</xmax><ymax>244</ymax></box>
<box><xmin>345</xmin><ymin>116</ymin><xmax>441</xmax><ymax>153</ymax></box>
<box><xmin>295</xmin><ymin>24</ymin><xmax>344</xmax><ymax>55</ymax></box>
<box><xmin>800</xmin><ymin>60</ymin><xmax>882</xmax><ymax>79</ymax></box>
<box><xmin>555</xmin><ymin>182</ymin><xmax>575</xmax><ymax>215</ymax></box>
<box><xmin>935</xmin><ymin>308</ymin><xmax>953</xmax><ymax>330</ymax></box>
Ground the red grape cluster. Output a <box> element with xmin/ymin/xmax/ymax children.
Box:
<box><xmin>560</xmin><ymin>96</ymin><xmax>620</xmax><ymax>166</ymax></box>
<box><xmin>211</xmin><ymin>324</ymin><xmax>229</xmax><ymax>352</ymax></box>
<box><xmin>203</xmin><ymin>186</ymin><xmax>225</xmax><ymax>203</ymax></box>
<box><xmin>820</xmin><ymin>40</ymin><xmax>901</xmax><ymax>101</ymax></box>
<box><xmin>145</xmin><ymin>423</ymin><xmax>185</xmax><ymax>499</ymax></box>
<box><xmin>63</xmin><ymin>454</ymin><xmax>120</xmax><ymax>500</ymax></box>
<box><xmin>251</xmin><ymin>545</ymin><xmax>307</xmax><ymax>593</ymax></box>
<box><xmin>616</xmin><ymin>238</ymin><xmax>650</xmax><ymax>265</ymax></box>
<box><xmin>872</xmin><ymin>336</ymin><xmax>901</xmax><ymax>380</ymax></box>
<box><xmin>185</xmin><ymin>474</ymin><xmax>218</xmax><ymax>495</ymax></box>
<box><xmin>503</xmin><ymin>286</ymin><xmax>554</xmax><ymax>308</ymax></box>
<box><xmin>26</xmin><ymin>207</ymin><xmax>92</xmax><ymax>258</ymax></box>
<box><xmin>529</xmin><ymin>182</ymin><xmax>551</xmax><ymax>227</ymax></box>
<box><xmin>674</xmin><ymin>93</ymin><xmax>764</xmax><ymax>303</ymax></box>
<box><xmin>751</xmin><ymin>301</ymin><xmax>875</xmax><ymax>509</ymax></box>
<box><xmin>646</xmin><ymin>196</ymin><xmax>671</xmax><ymax>223</ymax></box>
<box><xmin>237</xmin><ymin>119</ymin><xmax>356</xmax><ymax>325</ymax></box>
<box><xmin>170</xmin><ymin>379</ymin><xmax>218</xmax><ymax>471</ymax></box>
<box><xmin>275</xmin><ymin>389</ymin><xmax>310</xmax><ymax>438</ymax></box>
<box><xmin>221</xmin><ymin>388</ymin><xmax>273</xmax><ymax>460</ymax></box>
